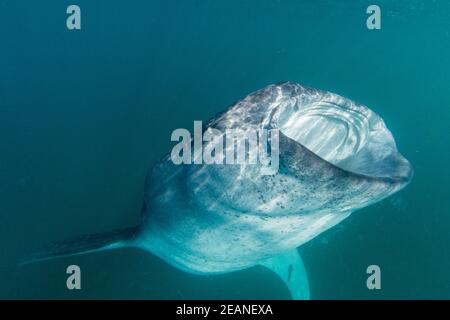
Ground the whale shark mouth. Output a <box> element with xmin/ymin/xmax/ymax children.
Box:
<box><xmin>279</xmin><ymin>101</ymin><xmax>371</xmax><ymax>165</ymax></box>
<box><xmin>273</xmin><ymin>85</ymin><xmax>413</xmax><ymax>181</ymax></box>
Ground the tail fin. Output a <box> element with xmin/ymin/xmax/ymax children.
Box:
<box><xmin>20</xmin><ymin>227</ymin><xmax>139</xmax><ymax>265</ymax></box>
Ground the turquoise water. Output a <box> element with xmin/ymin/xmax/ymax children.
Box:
<box><xmin>0</xmin><ymin>0</ymin><xmax>449</xmax><ymax>299</ymax></box>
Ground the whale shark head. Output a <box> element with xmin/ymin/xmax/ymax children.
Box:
<box><xmin>141</xmin><ymin>82</ymin><xmax>413</xmax><ymax>274</ymax></box>
<box><xmin>163</xmin><ymin>82</ymin><xmax>413</xmax><ymax>219</ymax></box>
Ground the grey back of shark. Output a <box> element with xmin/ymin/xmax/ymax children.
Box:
<box><xmin>23</xmin><ymin>82</ymin><xmax>413</xmax><ymax>300</ymax></box>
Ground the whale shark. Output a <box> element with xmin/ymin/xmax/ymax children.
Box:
<box><xmin>23</xmin><ymin>82</ymin><xmax>413</xmax><ymax>299</ymax></box>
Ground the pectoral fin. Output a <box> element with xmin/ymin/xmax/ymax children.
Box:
<box><xmin>260</xmin><ymin>249</ymin><xmax>310</xmax><ymax>300</ymax></box>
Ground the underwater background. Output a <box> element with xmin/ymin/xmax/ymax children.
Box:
<box><xmin>0</xmin><ymin>0</ymin><xmax>449</xmax><ymax>299</ymax></box>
